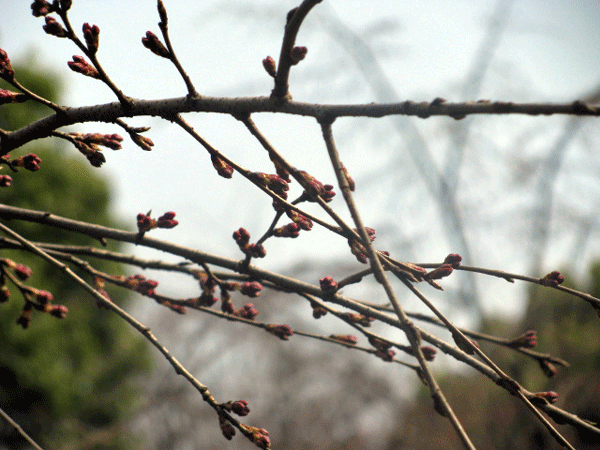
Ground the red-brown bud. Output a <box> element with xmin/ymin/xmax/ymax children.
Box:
<box><xmin>540</xmin><ymin>271</ymin><xmax>565</xmax><ymax>287</ymax></box>
<box><xmin>31</xmin><ymin>0</ymin><xmax>53</xmax><ymax>17</ymax></box>
<box><xmin>265</xmin><ymin>324</ymin><xmax>293</xmax><ymax>340</ymax></box>
<box><xmin>290</xmin><ymin>46</ymin><xmax>308</xmax><ymax>65</ymax></box>
<box><xmin>68</xmin><ymin>55</ymin><xmax>100</xmax><ymax>79</ymax></box>
<box><xmin>341</xmin><ymin>165</ymin><xmax>355</xmax><ymax>191</ymax></box>
<box><xmin>0</xmin><ymin>49</ymin><xmax>14</xmax><ymax>79</ymax></box>
<box><xmin>508</xmin><ymin>330</ymin><xmax>537</xmax><ymax>348</ymax></box>
<box><xmin>341</xmin><ymin>312</ymin><xmax>374</xmax><ymax>327</ymax></box>
<box><xmin>82</xmin><ymin>23</ymin><xmax>100</xmax><ymax>54</ymax></box>
<box><xmin>425</xmin><ymin>264</ymin><xmax>454</xmax><ymax>280</ymax></box>
<box><xmin>539</xmin><ymin>359</ymin><xmax>557</xmax><ymax>378</ymax></box>
<box><xmin>157</xmin><ymin>211</ymin><xmax>178</xmax><ymax>229</ymax></box>
<box><xmin>15</xmin><ymin>264</ymin><xmax>33</xmax><ymax>280</ymax></box>
<box><xmin>272</xmin><ymin>222</ymin><xmax>301</xmax><ymax>238</ymax></box>
<box><xmin>443</xmin><ymin>253</ymin><xmax>462</xmax><ymax>269</ymax></box>
<box><xmin>329</xmin><ymin>334</ymin><xmax>358</xmax><ymax>345</ymax></box>
<box><xmin>231</xmin><ymin>400</ymin><xmax>250</xmax><ymax>416</ymax></box>
<box><xmin>234</xmin><ymin>303</ymin><xmax>258</xmax><ymax>320</ymax></box>
<box><xmin>0</xmin><ymin>89</ymin><xmax>27</xmax><ymax>105</ymax></box>
<box><xmin>219</xmin><ymin>417</ymin><xmax>236</xmax><ymax>440</ymax></box>
<box><xmin>142</xmin><ymin>31</ymin><xmax>170</xmax><ymax>58</ymax></box>
<box><xmin>43</xmin><ymin>16</ymin><xmax>68</xmax><ymax>37</ymax></box>
<box><xmin>130</xmin><ymin>133</ymin><xmax>154</xmax><ymax>151</ymax></box>
<box><xmin>533</xmin><ymin>391</ymin><xmax>559</xmax><ymax>405</ymax></box>
<box><xmin>240</xmin><ymin>281</ymin><xmax>263</xmax><ymax>297</ymax></box>
<box><xmin>420</xmin><ymin>345</ymin><xmax>437</xmax><ymax>361</ymax></box>
<box><xmin>49</xmin><ymin>304</ymin><xmax>68</xmax><ymax>318</ymax></box>
<box><xmin>211</xmin><ymin>154</ymin><xmax>234</xmax><ymax>178</ymax></box>
<box><xmin>262</xmin><ymin>56</ymin><xmax>277</xmax><ymax>77</ymax></box>
<box><xmin>319</xmin><ymin>276</ymin><xmax>338</xmax><ymax>294</ymax></box>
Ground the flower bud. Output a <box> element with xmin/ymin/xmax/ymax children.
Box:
<box><xmin>231</xmin><ymin>400</ymin><xmax>250</xmax><ymax>416</ymax></box>
<box><xmin>31</xmin><ymin>0</ymin><xmax>53</xmax><ymax>17</ymax></box>
<box><xmin>68</xmin><ymin>55</ymin><xmax>99</xmax><ymax>79</ymax></box>
<box><xmin>265</xmin><ymin>324</ymin><xmax>293</xmax><ymax>340</ymax></box>
<box><xmin>425</xmin><ymin>264</ymin><xmax>453</xmax><ymax>280</ymax></box>
<box><xmin>211</xmin><ymin>154</ymin><xmax>234</xmax><ymax>178</ymax></box>
<box><xmin>0</xmin><ymin>89</ymin><xmax>27</xmax><ymax>105</ymax></box>
<box><xmin>540</xmin><ymin>271</ymin><xmax>565</xmax><ymax>287</ymax></box>
<box><xmin>15</xmin><ymin>264</ymin><xmax>33</xmax><ymax>280</ymax></box>
<box><xmin>319</xmin><ymin>276</ymin><xmax>338</xmax><ymax>294</ymax></box>
<box><xmin>329</xmin><ymin>334</ymin><xmax>358</xmax><ymax>345</ymax></box>
<box><xmin>290</xmin><ymin>46</ymin><xmax>308</xmax><ymax>65</ymax></box>
<box><xmin>443</xmin><ymin>253</ymin><xmax>462</xmax><ymax>269</ymax></box>
<box><xmin>84</xmin><ymin>23</ymin><xmax>100</xmax><ymax>53</ymax></box>
<box><xmin>508</xmin><ymin>330</ymin><xmax>537</xmax><ymax>348</ymax></box>
<box><xmin>0</xmin><ymin>49</ymin><xmax>14</xmax><ymax>79</ymax></box>
<box><xmin>142</xmin><ymin>31</ymin><xmax>170</xmax><ymax>58</ymax></box>
<box><xmin>0</xmin><ymin>175</ymin><xmax>12</xmax><ymax>187</ymax></box>
<box><xmin>240</xmin><ymin>281</ymin><xmax>263</xmax><ymax>297</ymax></box>
<box><xmin>43</xmin><ymin>16</ymin><xmax>68</xmax><ymax>38</ymax></box>
<box><xmin>262</xmin><ymin>56</ymin><xmax>277</xmax><ymax>77</ymax></box>
<box><xmin>49</xmin><ymin>304</ymin><xmax>68</xmax><ymax>318</ymax></box>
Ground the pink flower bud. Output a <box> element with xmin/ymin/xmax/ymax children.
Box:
<box><xmin>211</xmin><ymin>154</ymin><xmax>234</xmax><ymax>178</ymax></box>
<box><xmin>142</xmin><ymin>31</ymin><xmax>170</xmax><ymax>58</ymax></box>
<box><xmin>0</xmin><ymin>175</ymin><xmax>12</xmax><ymax>187</ymax></box>
<box><xmin>0</xmin><ymin>89</ymin><xmax>27</xmax><ymax>105</ymax></box>
<box><xmin>319</xmin><ymin>276</ymin><xmax>338</xmax><ymax>294</ymax></box>
<box><xmin>131</xmin><ymin>133</ymin><xmax>154</xmax><ymax>151</ymax></box>
<box><xmin>43</xmin><ymin>16</ymin><xmax>68</xmax><ymax>38</ymax></box>
<box><xmin>219</xmin><ymin>417</ymin><xmax>235</xmax><ymax>440</ymax></box>
<box><xmin>272</xmin><ymin>222</ymin><xmax>300</xmax><ymax>238</ymax></box>
<box><xmin>329</xmin><ymin>334</ymin><xmax>358</xmax><ymax>345</ymax></box>
<box><xmin>425</xmin><ymin>264</ymin><xmax>454</xmax><ymax>280</ymax></box>
<box><xmin>82</xmin><ymin>23</ymin><xmax>100</xmax><ymax>54</ymax></box>
<box><xmin>290</xmin><ymin>46</ymin><xmax>308</xmax><ymax>65</ymax></box>
<box><xmin>540</xmin><ymin>271</ymin><xmax>565</xmax><ymax>287</ymax></box>
<box><xmin>157</xmin><ymin>211</ymin><xmax>178</xmax><ymax>228</ymax></box>
<box><xmin>31</xmin><ymin>0</ymin><xmax>53</xmax><ymax>17</ymax></box>
<box><xmin>262</xmin><ymin>56</ymin><xmax>277</xmax><ymax>77</ymax></box>
<box><xmin>265</xmin><ymin>324</ymin><xmax>294</xmax><ymax>340</ymax></box>
<box><xmin>420</xmin><ymin>346</ymin><xmax>437</xmax><ymax>361</ymax></box>
<box><xmin>341</xmin><ymin>165</ymin><xmax>355</xmax><ymax>191</ymax></box>
<box><xmin>533</xmin><ymin>391</ymin><xmax>559</xmax><ymax>404</ymax></box>
<box><xmin>508</xmin><ymin>330</ymin><xmax>537</xmax><ymax>348</ymax></box>
<box><xmin>240</xmin><ymin>281</ymin><xmax>263</xmax><ymax>297</ymax></box>
<box><xmin>0</xmin><ymin>49</ymin><xmax>14</xmax><ymax>79</ymax></box>
<box><xmin>15</xmin><ymin>264</ymin><xmax>32</xmax><ymax>280</ymax></box>
<box><xmin>443</xmin><ymin>253</ymin><xmax>462</xmax><ymax>269</ymax></box>
<box><xmin>231</xmin><ymin>400</ymin><xmax>250</xmax><ymax>416</ymax></box>
<box><xmin>49</xmin><ymin>304</ymin><xmax>68</xmax><ymax>318</ymax></box>
<box><xmin>68</xmin><ymin>55</ymin><xmax>100</xmax><ymax>79</ymax></box>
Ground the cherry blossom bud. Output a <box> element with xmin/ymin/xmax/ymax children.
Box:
<box><xmin>368</xmin><ymin>336</ymin><xmax>392</xmax><ymax>351</ymax></box>
<box><xmin>81</xmin><ymin>23</ymin><xmax>100</xmax><ymax>53</ymax></box>
<box><xmin>341</xmin><ymin>165</ymin><xmax>355</xmax><ymax>191</ymax></box>
<box><xmin>262</xmin><ymin>56</ymin><xmax>277</xmax><ymax>77</ymax></box>
<box><xmin>31</xmin><ymin>0</ymin><xmax>53</xmax><ymax>17</ymax></box>
<box><xmin>341</xmin><ymin>312</ymin><xmax>374</xmax><ymax>327</ymax></box>
<box><xmin>234</xmin><ymin>303</ymin><xmax>258</xmax><ymax>320</ymax></box>
<box><xmin>130</xmin><ymin>133</ymin><xmax>154</xmax><ymax>151</ymax></box>
<box><xmin>329</xmin><ymin>334</ymin><xmax>358</xmax><ymax>345</ymax></box>
<box><xmin>425</xmin><ymin>264</ymin><xmax>454</xmax><ymax>280</ymax></box>
<box><xmin>311</xmin><ymin>302</ymin><xmax>327</xmax><ymax>319</ymax></box>
<box><xmin>508</xmin><ymin>330</ymin><xmax>537</xmax><ymax>348</ymax></box>
<box><xmin>157</xmin><ymin>211</ymin><xmax>178</xmax><ymax>229</ymax></box>
<box><xmin>142</xmin><ymin>31</ymin><xmax>170</xmax><ymax>58</ymax></box>
<box><xmin>286</xmin><ymin>209</ymin><xmax>313</xmax><ymax>230</ymax></box>
<box><xmin>233</xmin><ymin>228</ymin><xmax>251</xmax><ymax>245</ymax></box>
<box><xmin>533</xmin><ymin>391</ymin><xmax>559</xmax><ymax>404</ymax></box>
<box><xmin>43</xmin><ymin>16</ymin><xmax>68</xmax><ymax>38</ymax></box>
<box><xmin>266</xmin><ymin>324</ymin><xmax>293</xmax><ymax>340</ymax></box>
<box><xmin>59</xmin><ymin>0</ymin><xmax>72</xmax><ymax>12</ymax></box>
<box><xmin>443</xmin><ymin>253</ymin><xmax>462</xmax><ymax>269</ymax></box>
<box><xmin>137</xmin><ymin>213</ymin><xmax>156</xmax><ymax>233</ymax></box>
<box><xmin>17</xmin><ymin>302</ymin><xmax>33</xmax><ymax>329</ymax></box>
<box><xmin>0</xmin><ymin>175</ymin><xmax>13</xmax><ymax>187</ymax></box>
<box><xmin>0</xmin><ymin>89</ymin><xmax>27</xmax><ymax>105</ymax></box>
<box><xmin>319</xmin><ymin>276</ymin><xmax>338</xmax><ymax>294</ymax></box>
<box><xmin>36</xmin><ymin>290</ymin><xmax>54</xmax><ymax>304</ymax></box>
<box><xmin>68</xmin><ymin>55</ymin><xmax>100</xmax><ymax>79</ymax></box>
<box><xmin>272</xmin><ymin>222</ymin><xmax>300</xmax><ymax>238</ymax></box>
<box><xmin>290</xmin><ymin>46</ymin><xmax>307</xmax><ymax>65</ymax></box>
<box><xmin>420</xmin><ymin>345</ymin><xmax>437</xmax><ymax>361</ymax></box>
<box><xmin>15</xmin><ymin>264</ymin><xmax>32</xmax><ymax>280</ymax></box>
<box><xmin>49</xmin><ymin>304</ymin><xmax>68</xmax><ymax>318</ymax></box>
<box><xmin>0</xmin><ymin>286</ymin><xmax>10</xmax><ymax>303</ymax></box>
<box><xmin>219</xmin><ymin>417</ymin><xmax>235</xmax><ymax>440</ymax></box>
<box><xmin>211</xmin><ymin>154</ymin><xmax>234</xmax><ymax>178</ymax></box>
<box><xmin>231</xmin><ymin>400</ymin><xmax>250</xmax><ymax>416</ymax></box>
<box><xmin>375</xmin><ymin>348</ymin><xmax>396</xmax><ymax>362</ymax></box>
<box><xmin>157</xmin><ymin>0</ymin><xmax>168</xmax><ymax>25</ymax></box>
<box><xmin>0</xmin><ymin>49</ymin><xmax>14</xmax><ymax>79</ymax></box>
<box><xmin>240</xmin><ymin>281</ymin><xmax>263</xmax><ymax>297</ymax></box>
<box><xmin>540</xmin><ymin>271</ymin><xmax>565</xmax><ymax>287</ymax></box>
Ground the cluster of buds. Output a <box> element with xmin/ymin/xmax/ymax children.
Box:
<box><xmin>507</xmin><ymin>330</ymin><xmax>537</xmax><ymax>348</ymax></box>
<box><xmin>233</xmin><ymin>303</ymin><xmax>259</xmax><ymax>320</ymax></box>
<box><xmin>311</xmin><ymin>301</ymin><xmax>328</xmax><ymax>319</ymax></box>
<box><xmin>262</xmin><ymin>56</ymin><xmax>277</xmax><ymax>78</ymax></box>
<box><xmin>319</xmin><ymin>276</ymin><xmax>338</xmax><ymax>295</ymax></box>
<box><xmin>82</xmin><ymin>23</ymin><xmax>100</xmax><ymax>54</ymax></box>
<box><xmin>272</xmin><ymin>222</ymin><xmax>300</xmax><ymax>238</ymax></box>
<box><xmin>329</xmin><ymin>334</ymin><xmax>358</xmax><ymax>345</ymax></box>
<box><xmin>222</xmin><ymin>400</ymin><xmax>250</xmax><ymax>417</ymax></box>
<box><xmin>241</xmin><ymin>425</ymin><xmax>271</xmax><ymax>449</ymax></box>
<box><xmin>0</xmin><ymin>88</ymin><xmax>28</xmax><ymax>105</ymax></box>
<box><xmin>368</xmin><ymin>335</ymin><xmax>395</xmax><ymax>361</ymax></box>
<box><xmin>219</xmin><ymin>416</ymin><xmax>236</xmax><ymax>441</ymax></box>
<box><xmin>142</xmin><ymin>31</ymin><xmax>171</xmax><ymax>59</ymax></box>
<box><xmin>232</xmin><ymin>228</ymin><xmax>266</xmax><ymax>258</ymax></box>
<box><xmin>0</xmin><ymin>49</ymin><xmax>14</xmax><ymax>80</ymax></box>
<box><xmin>540</xmin><ymin>271</ymin><xmax>565</xmax><ymax>287</ymax></box>
<box><xmin>2</xmin><ymin>153</ymin><xmax>42</xmax><ymax>172</ymax></box>
<box><xmin>265</xmin><ymin>323</ymin><xmax>294</xmax><ymax>340</ymax></box>
<box><xmin>43</xmin><ymin>16</ymin><xmax>68</xmax><ymax>37</ymax></box>
<box><xmin>128</xmin><ymin>127</ymin><xmax>154</xmax><ymax>151</ymax></box>
<box><xmin>0</xmin><ymin>260</ymin><xmax>67</xmax><ymax>328</ymax></box>
<box><xmin>249</xmin><ymin>172</ymin><xmax>289</xmax><ymax>200</ymax></box>
<box><xmin>532</xmin><ymin>391</ymin><xmax>559</xmax><ymax>405</ymax></box>
<box><xmin>222</xmin><ymin>280</ymin><xmax>263</xmax><ymax>298</ymax></box>
<box><xmin>122</xmin><ymin>274</ymin><xmax>159</xmax><ymax>296</ymax></box>
<box><xmin>406</xmin><ymin>345</ymin><xmax>437</xmax><ymax>362</ymax></box>
<box><xmin>136</xmin><ymin>211</ymin><xmax>179</xmax><ymax>234</ymax></box>
<box><xmin>297</xmin><ymin>170</ymin><xmax>335</xmax><ymax>202</ymax></box>
<box><xmin>284</xmin><ymin>209</ymin><xmax>313</xmax><ymax>231</ymax></box>
<box><xmin>290</xmin><ymin>46</ymin><xmax>307</xmax><ymax>65</ymax></box>
<box><xmin>443</xmin><ymin>253</ymin><xmax>462</xmax><ymax>269</ymax></box>
<box><xmin>69</xmin><ymin>132</ymin><xmax>124</xmax><ymax>150</ymax></box>
<box><xmin>31</xmin><ymin>0</ymin><xmax>55</xmax><ymax>16</ymax></box>
<box><xmin>347</xmin><ymin>227</ymin><xmax>376</xmax><ymax>264</ymax></box>
<box><xmin>68</xmin><ymin>55</ymin><xmax>99</xmax><ymax>79</ymax></box>
<box><xmin>0</xmin><ymin>175</ymin><xmax>12</xmax><ymax>187</ymax></box>
<box><xmin>211</xmin><ymin>154</ymin><xmax>234</xmax><ymax>179</ymax></box>
<box><xmin>341</xmin><ymin>312</ymin><xmax>375</xmax><ymax>327</ymax></box>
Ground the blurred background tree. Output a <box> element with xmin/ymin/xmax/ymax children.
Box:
<box><xmin>0</xmin><ymin>61</ymin><xmax>152</xmax><ymax>450</ymax></box>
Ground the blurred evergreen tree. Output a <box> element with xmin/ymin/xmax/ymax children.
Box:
<box><xmin>0</xmin><ymin>59</ymin><xmax>151</xmax><ymax>450</ymax></box>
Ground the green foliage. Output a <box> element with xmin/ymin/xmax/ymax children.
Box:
<box><xmin>0</xmin><ymin>62</ymin><xmax>151</xmax><ymax>450</ymax></box>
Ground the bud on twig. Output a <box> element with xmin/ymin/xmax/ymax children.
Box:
<box><xmin>68</xmin><ymin>55</ymin><xmax>100</xmax><ymax>79</ymax></box>
<box><xmin>262</xmin><ymin>56</ymin><xmax>277</xmax><ymax>77</ymax></box>
<box><xmin>142</xmin><ymin>31</ymin><xmax>170</xmax><ymax>58</ymax></box>
<box><xmin>82</xmin><ymin>23</ymin><xmax>100</xmax><ymax>54</ymax></box>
